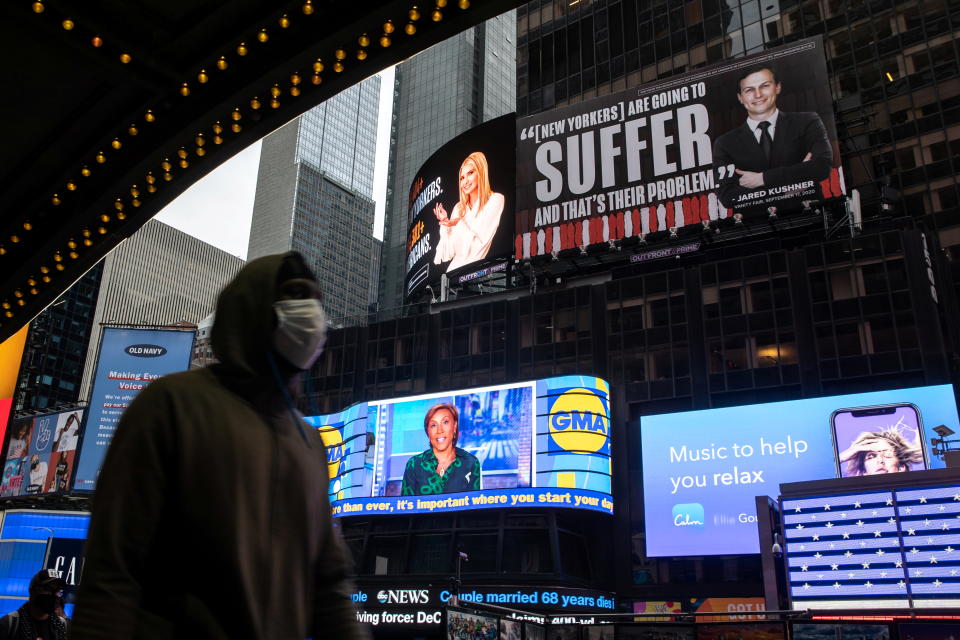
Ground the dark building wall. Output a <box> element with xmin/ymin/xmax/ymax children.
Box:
<box><xmin>338</xmin><ymin>510</ymin><xmax>614</xmax><ymax>589</ymax></box>
<box><xmin>13</xmin><ymin>263</ymin><xmax>102</xmax><ymax>413</ymax></box>
<box><xmin>310</xmin><ymin>226</ymin><xmax>959</xmax><ymax>600</ymax></box>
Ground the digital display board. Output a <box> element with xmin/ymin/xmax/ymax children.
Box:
<box><xmin>447</xmin><ymin>608</ymin><xmax>500</xmax><ymax>640</ymax></box>
<box><xmin>404</xmin><ymin>114</ymin><xmax>516</xmax><ymax>300</ymax></box>
<box><xmin>784</xmin><ymin>482</ymin><xmax>960</xmax><ymax>609</ymax></box>
<box><xmin>352</xmin><ymin>584</ymin><xmax>614</xmax><ymax>626</ymax></box>
<box><xmin>0</xmin><ymin>327</ymin><xmax>28</xmax><ymax>452</ymax></box>
<box><xmin>309</xmin><ymin>375</ymin><xmax>612</xmax><ymax>517</ymax></box>
<box><xmin>74</xmin><ymin>327</ymin><xmax>195</xmax><ymax>491</ymax></box>
<box><xmin>0</xmin><ymin>510</ymin><xmax>89</xmax><ymax>617</ymax></box>
<box><xmin>43</xmin><ymin>537</ymin><xmax>85</xmax><ymax>606</ymax></box>
<box><xmin>1</xmin><ymin>408</ymin><xmax>84</xmax><ymax>496</ymax></box>
<box><xmin>640</xmin><ymin>385</ymin><xmax>959</xmax><ymax>556</ymax></box>
<box><xmin>515</xmin><ymin>37</ymin><xmax>844</xmax><ymax>260</ymax></box>
<box><xmin>832</xmin><ymin>404</ymin><xmax>928</xmax><ymax>478</ymax></box>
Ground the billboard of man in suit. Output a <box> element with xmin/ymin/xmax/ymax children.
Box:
<box><xmin>713</xmin><ymin>66</ymin><xmax>833</xmax><ymax>209</ymax></box>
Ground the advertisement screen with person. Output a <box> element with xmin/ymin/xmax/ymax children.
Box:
<box><xmin>309</xmin><ymin>375</ymin><xmax>613</xmax><ymax>517</ymax></box>
<box><xmin>446</xmin><ymin>608</ymin><xmax>499</xmax><ymax>640</ymax></box>
<box><xmin>405</xmin><ymin>114</ymin><xmax>516</xmax><ymax>300</ymax></box>
<box><xmin>0</xmin><ymin>409</ymin><xmax>85</xmax><ymax>496</ymax></box>
<box><xmin>831</xmin><ymin>404</ymin><xmax>926</xmax><ymax>477</ymax></box>
<box><xmin>373</xmin><ymin>388</ymin><xmax>529</xmax><ymax>498</ymax></box>
<box><xmin>640</xmin><ymin>384</ymin><xmax>959</xmax><ymax>557</ymax></box>
<box><xmin>514</xmin><ymin>36</ymin><xmax>843</xmax><ymax>260</ymax></box>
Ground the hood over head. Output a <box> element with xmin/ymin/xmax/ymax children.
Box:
<box><xmin>210</xmin><ymin>252</ymin><xmax>316</xmax><ymax>383</ymax></box>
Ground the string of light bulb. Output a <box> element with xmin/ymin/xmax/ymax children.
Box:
<box><xmin>2</xmin><ymin>0</ymin><xmax>475</xmax><ymax>327</ymax></box>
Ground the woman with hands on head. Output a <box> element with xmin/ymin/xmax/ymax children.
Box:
<box><xmin>433</xmin><ymin>152</ymin><xmax>505</xmax><ymax>273</ymax></box>
<box><xmin>839</xmin><ymin>430</ymin><xmax>923</xmax><ymax>476</ymax></box>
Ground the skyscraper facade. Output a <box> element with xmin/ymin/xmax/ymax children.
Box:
<box><xmin>13</xmin><ymin>264</ymin><xmax>102</xmax><ymax>413</ymax></box>
<box><xmin>247</xmin><ymin>76</ymin><xmax>381</xmax><ymax>322</ymax></box>
<box><xmin>79</xmin><ymin>219</ymin><xmax>244</xmax><ymax>398</ymax></box>
<box><xmin>377</xmin><ymin>12</ymin><xmax>517</xmax><ymax>313</ymax></box>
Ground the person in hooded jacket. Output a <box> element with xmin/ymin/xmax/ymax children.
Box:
<box><xmin>0</xmin><ymin>569</ymin><xmax>69</xmax><ymax>640</ymax></box>
<box><xmin>72</xmin><ymin>252</ymin><xmax>369</xmax><ymax>640</ymax></box>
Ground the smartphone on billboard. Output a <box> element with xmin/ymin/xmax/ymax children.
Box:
<box><xmin>830</xmin><ymin>403</ymin><xmax>927</xmax><ymax>478</ymax></box>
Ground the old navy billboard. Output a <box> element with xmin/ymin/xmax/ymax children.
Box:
<box><xmin>514</xmin><ymin>36</ymin><xmax>843</xmax><ymax>258</ymax></box>
<box><xmin>404</xmin><ymin>114</ymin><xmax>516</xmax><ymax>300</ymax></box>
<box><xmin>74</xmin><ymin>327</ymin><xmax>195</xmax><ymax>491</ymax></box>
<box><xmin>306</xmin><ymin>375</ymin><xmax>612</xmax><ymax>517</ymax></box>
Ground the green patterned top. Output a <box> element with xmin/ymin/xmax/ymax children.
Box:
<box><xmin>400</xmin><ymin>447</ymin><xmax>481</xmax><ymax>495</ymax></box>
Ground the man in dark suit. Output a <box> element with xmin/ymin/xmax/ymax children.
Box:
<box><xmin>713</xmin><ymin>66</ymin><xmax>833</xmax><ymax>209</ymax></box>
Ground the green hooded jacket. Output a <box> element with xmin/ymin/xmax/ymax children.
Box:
<box><xmin>73</xmin><ymin>254</ymin><xmax>368</xmax><ymax>640</ymax></box>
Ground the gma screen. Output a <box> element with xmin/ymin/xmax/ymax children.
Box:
<box><xmin>305</xmin><ymin>375</ymin><xmax>613</xmax><ymax>517</ymax></box>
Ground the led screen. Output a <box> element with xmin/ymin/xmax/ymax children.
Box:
<box><xmin>308</xmin><ymin>375</ymin><xmax>612</xmax><ymax>517</ymax></box>
<box><xmin>832</xmin><ymin>404</ymin><xmax>927</xmax><ymax>477</ymax></box>
<box><xmin>404</xmin><ymin>114</ymin><xmax>516</xmax><ymax>301</ymax></box>
<box><xmin>515</xmin><ymin>36</ymin><xmax>844</xmax><ymax>260</ymax></box>
<box><xmin>785</xmin><ymin>483</ymin><xmax>960</xmax><ymax>609</ymax></box>
<box><xmin>640</xmin><ymin>384</ymin><xmax>959</xmax><ymax>556</ymax></box>
<box><xmin>0</xmin><ymin>327</ymin><xmax>28</xmax><ymax>451</ymax></box>
<box><xmin>74</xmin><ymin>327</ymin><xmax>195</xmax><ymax>491</ymax></box>
<box><xmin>0</xmin><ymin>408</ymin><xmax>84</xmax><ymax>496</ymax></box>
<box><xmin>446</xmin><ymin>608</ymin><xmax>499</xmax><ymax>640</ymax></box>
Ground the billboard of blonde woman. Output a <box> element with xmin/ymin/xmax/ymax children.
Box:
<box><xmin>0</xmin><ymin>408</ymin><xmax>85</xmax><ymax>496</ymax></box>
<box><xmin>404</xmin><ymin>114</ymin><xmax>515</xmax><ymax>301</ymax></box>
<box><xmin>433</xmin><ymin>152</ymin><xmax>506</xmax><ymax>273</ymax></box>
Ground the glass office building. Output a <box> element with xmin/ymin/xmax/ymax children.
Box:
<box><xmin>248</xmin><ymin>76</ymin><xmax>381</xmax><ymax>322</ymax></box>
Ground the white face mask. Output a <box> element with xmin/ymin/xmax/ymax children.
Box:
<box><xmin>273</xmin><ymin>298</ymin><xmax>327</xmax><ymax>370</ymax></box>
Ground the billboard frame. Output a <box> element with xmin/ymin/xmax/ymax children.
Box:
<box><xmin>71</xmin><ymin>323</ymin><xmax>196</xmax><ymax>494</ymax></box>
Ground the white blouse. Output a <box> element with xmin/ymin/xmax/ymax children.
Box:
<box><xmin>434</xmin><ymin>192</ymin><xmax>505</xmax><ymax>272</ymax></box>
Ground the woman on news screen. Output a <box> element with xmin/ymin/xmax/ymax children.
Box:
<box><xmin>401</xmin><ymin>402</ymin><xmax>481</xmax><ymax>495</ymax></box>
<box><xmin>433</xmin><ymin>151</ymin><xmax>505</xmax><ymax>273</ymax></box>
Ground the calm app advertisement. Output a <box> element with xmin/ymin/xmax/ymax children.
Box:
<box><xmin>640</xmin><ymin>384</ymin><xmax>959</xmax><ymax>556</ymax></box>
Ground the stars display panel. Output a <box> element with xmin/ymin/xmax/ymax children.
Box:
<box><xmin>783</xmin><ymin>484</ymin><xmax>960</xmax><ymax>609</ymax></box>
<box><xmin>895</xmin><ymin>486</ymin><xmax>960</xmax><ymax>608</ymax></box>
